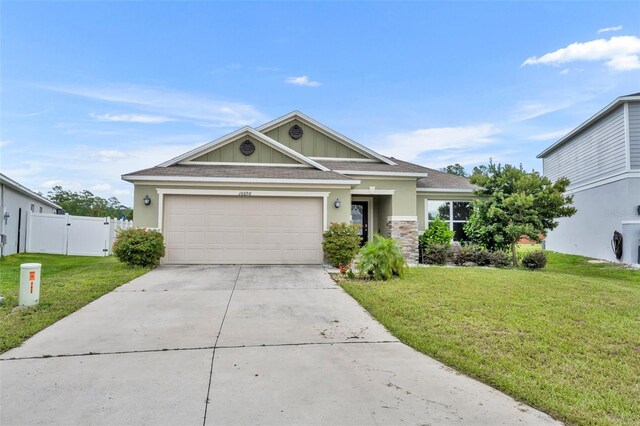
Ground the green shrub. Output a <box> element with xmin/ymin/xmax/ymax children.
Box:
<box><xmin>420</xmin><ymin>216</ymin><xmax>455</xmax><ymax>250</ymax></box>
<box><xmin>357</xmin><ymin>234</ymin><xmax>407</xmax><ymax>281</ymax></box>
<box><xmin>521</xmin><ymin>250</ymin><xmax>547</xmax><ymax>270</ymax></box>
<box><xmin>322</xmin><ymin>222</ymin><xmax>362</xmax><ymax>267</ymax></box>
<box><xmin>454</xmin><ymin>244</ymin><xmax>483</xmax><ymax>266</ymax></box>
<box><xmin>474</xmin><ymin>248</ymin><xmax>493</xmax><ymax>266</ymax></box>
<box><xmin>421</xmin><ymin>243</ymin><xmax>449</xmax><ymax>265</ymax></box>
<box><xmin>112</xmin><ymin>228</ymin><xmax>165</xmax><ymax>267</ymax></box>
<box><xmin>489</xmin><ymin>250</ymin><xmax>512</xmax><ymax>268</ymax></box>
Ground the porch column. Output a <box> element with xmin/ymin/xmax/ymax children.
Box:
<box><xmin>387</xmin><ymin>216</ymin><xmax>419</xmax><ymax>265</ymax></box>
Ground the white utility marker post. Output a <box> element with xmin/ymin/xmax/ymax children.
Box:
<box><xmin>19</xmin><ymin>263</ymin><xmax>41</xmax><ymax>306</ymax></box>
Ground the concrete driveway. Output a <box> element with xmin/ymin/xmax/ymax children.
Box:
<box><xmin>0</xmin><ymin>265</ymin><xmax>558</xmax><ymax>425</ymax></box>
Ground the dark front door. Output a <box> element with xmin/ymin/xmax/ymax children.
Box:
<box><xmin>351</xmin><ymin>201</ymin><xmax>369</xmax><ymax>246</ymax></box>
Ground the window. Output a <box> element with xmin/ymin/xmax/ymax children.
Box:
<box><xmin>426</xmin><ymin>200</ymin><xmax>471</xmax><ymax>241</ymax></box>
<box><xmin>30</xmin><ymin>204</ymin><xmax>35</xmax><ymax>212</ymax></box>
<box><xmin>39</xmin><ymin>207</ymin><xmax>43</xmax><ymax>213</ymax></box>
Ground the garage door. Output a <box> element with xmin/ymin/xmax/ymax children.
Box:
<box><xmin>163</xmin><ymin>195</ymin><xmax>324</xmax><ymax>264</ymax></box>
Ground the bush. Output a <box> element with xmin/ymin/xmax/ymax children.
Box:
<box><xmin>454</xmin><ymin>244</ymin><xmax>483</xmax><ymax>266</ymax></box>
<box><xmin>521</xmin><ymin>250</ymin><xmax>547</xmax><ymax>270</ymax></box>
<box><xmin>489</xmin><ymin>250</ymin><xmax>512</xmax><ymax>268</ymax></box>
<box><xmin>357</xmin><ymin>234</ymin><xmax>407</xmax><ymax>280</ymax></box>
<box><xmin>112</xmin><ymin>228</ymin><xmax>165</xmax><ymax>268</ymax></box>
<box><xmin>474</xmin><ymin>248</ymin><xmax>493</xmax><ymax>266</ymax></box>
<box><xmin>420</xmin><ymin>216</ymin><xmax>455</xmax><ymax>250</ymax></box>
<box><xmin>421</xmin><ymin>243</ymin><xmax>449</xmax><ymax>265</ymax></box>
<box><xmin>322</xmin><ymin>222</ymin><xmax>362</xmax><ymax>267</ymax></box>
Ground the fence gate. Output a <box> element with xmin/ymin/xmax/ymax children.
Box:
<box><xmin>26</xmin><ymin>212</ymin><xmax>133</xmax><ymax>256</ymax></box>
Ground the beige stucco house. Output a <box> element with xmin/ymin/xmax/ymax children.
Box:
<box><xmin>123</xmin><ymin>111</ymin><xmax>476</xmax><ymax>265</ymax></box>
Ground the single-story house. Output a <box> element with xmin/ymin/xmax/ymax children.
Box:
<box><xmin>538</xmin><ymin>93</ymin><xmax>640</xmax><ymax>265</ymax></box>
<box><xmin>0</xmin><ymin>173</ymin><xmax>62</xmax><ymax>256</ymax></box>
<box><xmin>123</xmin><ymin>111</ymin><xmax>477</xmax><ymax>265</ymax></box>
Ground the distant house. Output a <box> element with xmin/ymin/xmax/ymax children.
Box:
<box><xmin>537</xmin><ymin>93</ymin><xmax>640</xmax><ymax>265</ymax></box>
<box><xmin>0</xmin><ymin>174</ymin><xmax>62</xmax><ymax>256</ymax></box>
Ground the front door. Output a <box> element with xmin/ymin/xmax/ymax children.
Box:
<box><xmin>351</xmin><ymin>201</ymin><xmax>369</xmax><ymax>246</ymax></box>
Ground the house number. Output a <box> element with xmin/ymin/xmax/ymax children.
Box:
<box><xmin>238</xmin><ymin>191</ymin><xmax>252</xmax><ymax>196</ymax></box>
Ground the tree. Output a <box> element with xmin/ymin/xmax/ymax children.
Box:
<box><xmin>463</xmin><ymin>162</ymin><xmax>576</xmax><ymax>266</ymax></box>
<box><xmin>440</xmin><ymin>163</ymin><xmax>468</xmax><ymax>177</ymax></box>
<box><xmin>47</xmin><ymin>186</ymin><xmax>133</xmax><ymax>220</ymax></box>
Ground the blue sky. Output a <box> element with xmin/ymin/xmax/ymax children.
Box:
<box><xmin>1</xmin><ymin>1</ymin><xmax>639</xmax><ymax>205</ymax></box>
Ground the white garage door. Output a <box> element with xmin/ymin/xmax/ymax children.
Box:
<box><xmin>163</xmin><ymin>195</ymin><xmax>324</xmax><ymax>264</ymax></box>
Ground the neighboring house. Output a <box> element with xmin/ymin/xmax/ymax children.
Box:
<box><xmin>537</xmin><ymin>93</ymin><xmax>640</xmax><ymax>265</ymax></box>
<box><xmin>0</xmin><ymin>174</ymin><xmax>62</xmax><ymax>256</ymax></box>
<box><xmin>123</xmin><ymin>111</ymin><xmax>476</xmax><ymax>265</ymax></box>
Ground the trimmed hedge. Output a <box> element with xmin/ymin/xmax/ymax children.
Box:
<box><xmin>112</xmin><ymin>228</ymin><xmax>165</xmax><ymax>268</ymax></box>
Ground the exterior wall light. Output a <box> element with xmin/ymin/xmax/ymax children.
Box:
<box><xmin>3</xmin><ymin>211</ymin><xmax>9</xmax><ymax>225</ymax></box>
<box><xmin>143</xmin><ymin>195</ymin><xmax>151</xmax><ymax>206</ymax></box>
<box><xmin>334</xmin><ymin>198</ymin><xmax>341</xmax><ymax>208</ymax></box>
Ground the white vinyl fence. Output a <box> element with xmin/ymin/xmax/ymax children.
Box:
<box><xmin>26</xmin><ymin>212</ymin><xmax>133</xmax><ymax>256</ymax></box>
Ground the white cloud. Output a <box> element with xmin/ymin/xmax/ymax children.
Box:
<box><xmin>511</xmin><ymin>100</ymin><xmax>575</xmax><ymax>122</ymax></box>
<box><xmin>90</xmin><ymin>113</ymin><xmax>175</xmax><ymax>124</ymax></box>
<box><xmin>41</xmin><ymin>83</ymin><xmax>265</xmax><ymax>127</ymax></box>
<box><xmin>98</xmin><ymin>150</ymin><xmax>128</xmax><ymax>160</ymax></box>
<box><xmin>285</xmin><ymin>75</ymin><xmax>321</xmax><ymax>87</ymax></box>
<box><xmin>598</xmin><ymin>25</ymin><xmax>623</xmax><ymax>34</ymax></box>
<box><xmin>522</xmin><ymin>36</ymin><xmax>640</xmax><ymax>72</ymax></box>
<box><xmin>559</xmin><ymin>68</ymin><xmax>570</xmax><ymax>75</ymax></box>
<box><xmin>378</xmin><ymin>124</ymin><xmax>501</xmax><ymax>162</ymax></box>
<box><xmin>526</xmin><ymin>128</ymin><xmax>573</xmax><ymax>141</ymax></box>
<box><xmin>0</xmin><ymin>139</ymin><xmax>11</xmax><ymax>147</ymax></box>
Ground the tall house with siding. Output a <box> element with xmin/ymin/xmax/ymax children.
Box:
<box><xmin>537</xmin><ymin>93</ymin><xmax>640</xmax><ymax>265</ymax></box>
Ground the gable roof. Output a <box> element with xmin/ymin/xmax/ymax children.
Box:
<box><xmin>256</xmin><ymin>111</ymin><xmax>397</xmax><ymax>166</ymax></box>
<box><xmin>122</xmin><ymin>164</ymin><xmax>357</xmax><ymax>185</ymax></box>
<box><xmin>537</xmin><ymin>93</ymin><xmax>640</xmax><ymax>158</ymax></box>
<box><xmin>316</xmin><ymin>157</ymin><xmax>429</xmax><ymax>178</ymax></box>
<box><xmin>0</xmin><ymin>173</ymin><xmax>62</xmax><ymax>210</ymax></box>
<box><xmin>158</xmin><ymin>126</ymin><xmax>330</xmax><ymax>171</ymax></box>
<box><xmin>416</xmin><ymin>168</ymin><xmax>478</xmax><ymax>192</ymax></box>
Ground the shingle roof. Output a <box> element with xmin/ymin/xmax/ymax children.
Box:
<box><xmin>123</xmin><ymin>164</ymin><xmax>354</xmax><ymax>181</ymax></box>
<box><xmin>316</xmin><ymin>157</ymin><xmax>430</xmax><ymax>174</ymax></box>
<box><xmin>417</xmin><ymin>168</ymin><xmax>479</xmax><ymax>190</ymax></box>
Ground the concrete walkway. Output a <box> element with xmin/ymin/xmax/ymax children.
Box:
<box><xmin>1</xmin><ymin>265</ymin><xmax>559</xmax><ymax>425</ymax></box>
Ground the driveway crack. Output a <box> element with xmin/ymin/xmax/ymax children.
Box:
<box><xmin>202</xmin><ymin>264</ymin><xmax>241</xmax><ymax>425</ymax></box>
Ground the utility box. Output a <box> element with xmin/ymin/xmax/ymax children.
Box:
<box><xmin>19</xmin><ymin>263</ymin><xmax>41</xmax><ymax>306</ymax></box>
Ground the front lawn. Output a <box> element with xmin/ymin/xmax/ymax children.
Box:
<box><xmin>0</xmin><ymin>254</ymin><xmax>149</xmax><ymax>353</ymax></box>
<box><xmin>340</xmin><ymin>252</ymin><xmax>639</xmax><ymax>425</ymax></box>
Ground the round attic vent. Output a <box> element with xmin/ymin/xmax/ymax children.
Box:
<box><xmin>239</xmin><ymin>140</ymin><xmax>255</xmax><ymax>156</ymax></box>
<box><xmin>289</xmin><ymin>124</ymin><xmax>303</xmax><ymax>140</ymax></box>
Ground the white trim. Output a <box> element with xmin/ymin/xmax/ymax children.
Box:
<box><xmin>621</xmin><ymin>221</ymin><xmax>640</xmax><ymax>225</ymax></box>
<box><xmin>180</xmin><ymin>161</ymin><xmax>311</xmax><ymax>168</ymax></box>
<box><xmin>122</xmin><ymin>175</ymin><xmax>359</xmax><ymax>186</ymax></box>
<box><xmin>538</xmin><ymin>96</ymin><xmax>640</xmax><ymax>158</ymax></box>
<box><xmin>351</xmin><ymin>189</ymin><xmax>395</xmax><ymax>195</ymax></box>
<box><xmin>309</xmin><ymin>157</ymin><xmax>379</xmax><ymax>163</ymax></box>
<box><xmin>158</xmin><ymin>127</ymin><xmax>330</xmax><ymax>171</ymax></box>
<box><xmin>624</xmin><ymin>102</ymin><xmax>631</xmax><ymax>171</ymax></box>
<box><xmin>157</xmin><ymin>189</ymin><xmax>330</xmax><ymax>232</ymax></box>
<box><xmin>417</xmin><ymin>188</ymin><xmax>475</xmax><ymax>193</ymax></box>
<box><xmin>334</xmin><ymin>170</ymin><xmax>428</xmax><ymax>178</ymax></box>
<box><xmin>387</xmin><ymin>216</ymin><xmax>417</xmax><ymax>222</ymax></box>
<box><xmin>256</xmin><ymin>111</ymin><xmax>397</xmax><ymax>166</ymax></box>
<box><xmin>566</xmin><ymin>171</ymin><xmax>640</xmax><ymax>194</ymax></box>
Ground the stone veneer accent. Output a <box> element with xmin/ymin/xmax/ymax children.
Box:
<box><xmin>387</xmin><ymin>217</ymin><xmax>419</xmax><ymax>265</ymax></box>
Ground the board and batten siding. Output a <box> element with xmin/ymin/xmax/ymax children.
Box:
<box><xmin>629</xmin><ymin>102</ymin><xmax>640</xmax><ymax>170</ymax></box>
<box><xmin>265</xmin><ymin>120</ymin><xmax>367</xmax><ymax>159</ymax></box>
<box><xmin>191</xmin><ymin>135</ymin><xmax>301</xmax><ymax>164</ymax></box>
<box><xmin>543</xmin><ymin>106</ymin><xmax>626</xmax><ymax>186</ymax></box>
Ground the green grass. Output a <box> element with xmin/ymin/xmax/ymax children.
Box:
<box><xmin>340</xmin><ymin>252</ymin><xmax>640</xmax><ymax>425</ymax></box>
<box><xmin>0</xmin><ymin>254</ymin><xmax>149</xmax><ymax>353</ymax></box>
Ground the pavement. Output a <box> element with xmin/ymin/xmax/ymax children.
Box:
<box><xmin>0</xmin><ymin>265</ymin><xmax>560</xmax><ymax>425</ymax></box>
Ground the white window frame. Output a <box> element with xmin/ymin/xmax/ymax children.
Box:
<box><xmin>424</xmin><ymin>199</ymin><xmax>471</xmax><ymax>240</ymax></box>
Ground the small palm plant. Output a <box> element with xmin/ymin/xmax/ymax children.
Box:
<box><xmin>356</xmin><ymin>234</ymin><xmax>407</xmax><ymax>281</ymax></box>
